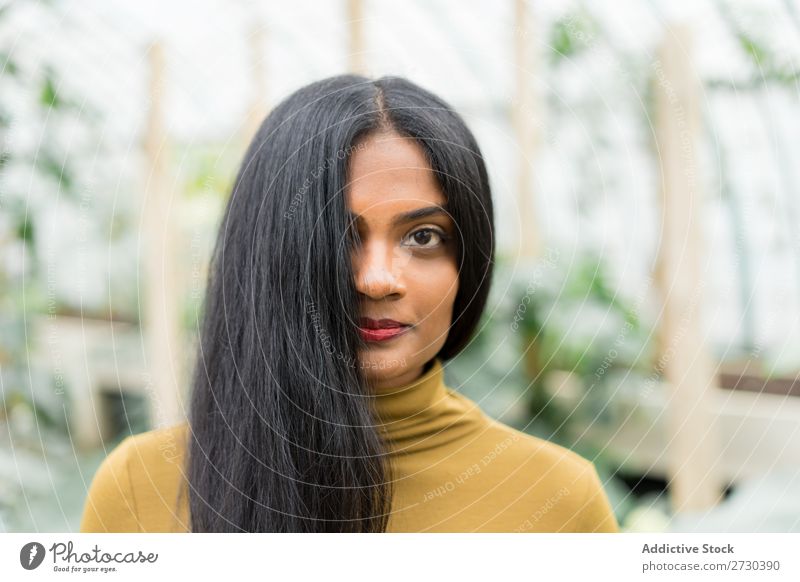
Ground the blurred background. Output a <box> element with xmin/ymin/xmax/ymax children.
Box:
<box><xmin>1</xmin><ymin>0</ymin><xmax>799</xmax><ymax>532</ymax></box>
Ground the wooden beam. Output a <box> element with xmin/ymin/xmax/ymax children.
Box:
<box><xmin>347</xmin><ymin>0</ymin><xmax>366</xmax><ymax>75</ymax></box>
<box><xmin>245</xmin><ymin>24</ymin><xmax>269</xmax><ymax>144</ymax></box>
<box><xmin>513</xmin><ymin>0</ymin><xmax>540</xmax><ymax>259</ymax></box>
<box><xmin>142</xmin><ymin>41</ymin><xmax>184</xmax><ymax>428</ymax></box>
<box><xmin>653</xmin><ymin>24</ymin><xmax>724</xmax><ymax>513</ymax></box>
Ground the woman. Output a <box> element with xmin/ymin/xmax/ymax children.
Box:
<box><xmin>80</xmin><ymin>75</ymin><xmax>619</xmax><ymax>533</ymax></box>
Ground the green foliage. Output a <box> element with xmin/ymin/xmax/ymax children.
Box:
<box><xmin>512</xmin><ymin>252</ymin><xmax>650</xmax><ymax>380</ymax></box>
<box><xmin>182</xmin><ymin>148</ymin><xmax>235</xmax><ymax>201</ymax></box>
<box><xmin>0</xmin><ymin>51</ymin><xmax>18</xmax><ymax>76</ymax></box>
<box><xmin>39</xmin><ymin>70</ymin><xmax>62</xmax><ymax>108</ymax></box>
<box><xmin>449</xmin><ymin>251</ymin><xmax>654</xmax><ymax>526</ymax></box>
<box><xmin>737</xmin><ymin>32</ymin><xmax>768</xmax><ymax>66</ymax></box>
<box><xmin>15</xmin><ymin>214</ymin><xmax>34</xmax><ymax>245</ymax></box>
<box><xmin>0</xmin><ymin>5</ymin><xmax>104</xmax><ymax>521</ymax></box>
<box><xmin>734</xmin><ymin>30</ymin><xmax>800</xmax><ymax>86</ymax></box>
<box><xmin>713</xmin><ymin>9</ymin><xmax>800</xmax><ymax>88</ymax></box>
<box><xmin>37</xmin><ymin>150</ymin><xmax>75</xmax><ymax>192</ymax></box>
<box><xmin>450</xmin><ymin>250</ymin><xmax>654</xmax><ymax>447</ymax></box>
<box><xmin>548</xmin><ymin>10</ymin><xmax>597</xmax><ymax>64</ymax></box>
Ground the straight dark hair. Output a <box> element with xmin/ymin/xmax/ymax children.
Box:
<box><xmin>186</xmin><ymin>74</ymin><xmax>495</xmax><ymax>532</ymax></box>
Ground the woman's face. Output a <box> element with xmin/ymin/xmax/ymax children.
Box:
<box><xmin>346</xmin><ymin>130</ymin><xmax>459</xmax><ymax>391</ymax></box>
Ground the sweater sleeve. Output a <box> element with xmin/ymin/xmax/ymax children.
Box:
<box><xmin>79</xmin><ymin>437</ymin><xmax>142</xmax><ymax>533</ymax></box>
<box><xmin>577</xmin><ymin>464</ymin><xmax>619</xmax><ymax>533</ymax></box>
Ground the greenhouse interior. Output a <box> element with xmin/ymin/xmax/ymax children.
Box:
<box><xmin>1</xmin><ymin>0</ymin><xmax>799</xmax><ymax>533</ymax></box>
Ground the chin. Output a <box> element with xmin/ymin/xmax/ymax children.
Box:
<box><xmin>357</xmin><ymin>350</ymin><xmax>410</xmax><ymax>373</ymax></box>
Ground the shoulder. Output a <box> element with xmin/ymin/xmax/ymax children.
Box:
<box><xmin>448</xmin><ymin>390</ymin><xmax>596</xmax><ymax>479</ymax></box>
<box><xmin>488</xmin><ymin>419</ymin><xmax>595</xmax><ymax>481</ymax></box>
<box><xmin>453</xmin><ymin>400</ymin><xmax>619</xmax><ymax>532</ymax></box>
<box><xmin>122</xmin><ymin>422</ymin><xmax>189</xmax><ymax>468</ymax></box>
<box><xmin>80</xmin><ymin>424</ymin><xmax>190</xmax><ymax>533</ymax></box>
<box><xmin>497</xmin><ymin>421</ymin><xmax>619</xmax><ymax>532</ymax></box>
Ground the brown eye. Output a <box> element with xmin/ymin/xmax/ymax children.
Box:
<box><xmin>403</xmin><ymin>227</ymin><xmax>445</xmax><ymax>249</ymax></box>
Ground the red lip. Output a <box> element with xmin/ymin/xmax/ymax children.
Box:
<box><xmin>358</xmin><ymin>318</ymin><xmax>412</xmax><ymax>342</ymax></box>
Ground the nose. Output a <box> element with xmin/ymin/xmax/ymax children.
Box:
<box><xmin>353</xmin><ymin>240</ymin><xmax>408</xmax><ymax>300</ymax></box>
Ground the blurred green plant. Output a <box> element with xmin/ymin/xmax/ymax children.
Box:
<box><xmin>448</xmin><ymin>250</ymin><xmax>656</xmax><ymax>528</ymax></box>
<box><xmin>548</xmin><ymin>9</ymin><xmax>598</xmax><ymax>63</ymax></box>
<box><xmin>0</xmin><ymin>3</ymin><xmax>105</xmax><ymax>531</ymax></box>
<box><xmin>451</xmin><ymin>250</ymin><xmax>655</xmax><ymax>430</ymax></box>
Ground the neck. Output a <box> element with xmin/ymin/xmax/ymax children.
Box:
<box><xmin>366</xmin><ymin>357</ymin><xmax>486</xmax><ymax>455</ymax></box>
<box><xmin>369</xmin><ymin>358</ymin><xmax>447</xmax><ymax>424</ymax></box>
<box><xmin>368</xmin><ymin>359</ymin><xmax>430</xmax><ymax>392</ymax></box>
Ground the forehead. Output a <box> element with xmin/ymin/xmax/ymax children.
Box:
<box><xmin>345</xmin><ymin>131</ymin><xmax>445</xmax><ymax>212</ymax></box>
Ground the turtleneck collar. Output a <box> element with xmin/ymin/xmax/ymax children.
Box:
<box><xmin>367</xmin><ymin>357</ymin><xmax>486</xmax><ymax>454</ymax></box>
<box><xmin>370</xmin><ymin>357</ymin><xmax>449</xmax><ymax>424</ymax></box>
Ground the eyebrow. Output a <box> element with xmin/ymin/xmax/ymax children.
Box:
<box><xmin>347</xmin><ymin>205</ymin><xmax>449</xmax><ymax>228</ymax></box>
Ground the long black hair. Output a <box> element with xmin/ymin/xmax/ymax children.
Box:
<box><xmin>186</xmin><ymin>75</ymin><xmax>495</xmax><ymax>532</ymax></box>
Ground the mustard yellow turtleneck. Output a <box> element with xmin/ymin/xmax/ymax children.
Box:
<box><xmin>80</xmin><ymin>359</ymin><xmax>619</xmax><ymax>533</ymax></box>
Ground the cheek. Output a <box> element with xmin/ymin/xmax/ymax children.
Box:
<box><xmin>411</xmin><ymin>261</ymin><xmax>459</xmax><ymax>329</ymax></box>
